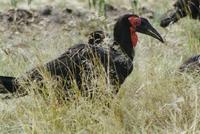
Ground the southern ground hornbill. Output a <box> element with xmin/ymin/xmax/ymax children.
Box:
<box><xmin>0</xmin><ymin>14</ymin><xmax>164</xmax><ymax>96</ymax></box>
<box><xmin>160</xmin><ymin>0</ymin><xmax>200</xmax><ymax>27</ymax></box>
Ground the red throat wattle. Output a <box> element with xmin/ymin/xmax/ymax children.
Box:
<box><xmin>128</xmin><ymin>16</ymin><xmax>141</xmax><ymax>48</ymax></box>
<box><xmin>130</xmin><ymin>27</ymin><xmax>138</xmax><ymax>48</ymax></box>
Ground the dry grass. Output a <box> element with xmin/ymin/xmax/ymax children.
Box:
<box><xmin>0</xmin><ymin>0</ymin><xmax>200</xmax><ymax>133</ymax></box>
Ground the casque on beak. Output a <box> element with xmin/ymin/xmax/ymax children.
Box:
<box><xmin>136</xmin><ymin>17</ymin><xmax>164</xmax><ymax>43</ymax></box>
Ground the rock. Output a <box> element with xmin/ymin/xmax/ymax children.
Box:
<box><xmin>39</xmin><ymin>5</ymin><xmax>53</xmax><ymax>16</ymax></box>
<box><xmin>138</xmin><ymin>6</ymin><xmax>155</xmax><ymax>19</ymax></box>
<box><xmin>105</xmin><ymin>4</ymin><xmax>118</xmax><ymax>12</ymax></box>
<box><xmin>179</xmin><ymin>55</ymin><xmax>200</xmax><ymax>73</ymax></box>
<box><xmin>63</xmin><ymin>8</ymin><xmax>73</xmax><ymax>14</ymax></box>
<box><xmin>4</xmin><ymin>9</ymin><xmax>33</xmax><ymax>24</ymax></box>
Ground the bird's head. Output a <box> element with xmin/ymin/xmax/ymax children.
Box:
<box><xmin>114</xmin><ymin>14</ymin><xmax>164</xmax><ymax>58</ymax></box>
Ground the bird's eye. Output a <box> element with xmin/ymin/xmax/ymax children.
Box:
<box><xmin>128</xmin><ymin>16</ymin><xmax>141</xmax><ymax>27</ymax></box>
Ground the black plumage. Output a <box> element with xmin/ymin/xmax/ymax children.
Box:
<box><xmin>160</xmin><ymin>0</ymin><xmax>200</xmax><ymax>27</ymax></box>
<box><xmin>0</xmin><ymin>14</ymin><xmax>164</xmax><ymax>95</ymax></box>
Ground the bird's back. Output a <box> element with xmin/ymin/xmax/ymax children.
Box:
<box><xmin>19</xmin><ymin>44</ymin><xmax>133</xmax><ymax>92</ymax></box>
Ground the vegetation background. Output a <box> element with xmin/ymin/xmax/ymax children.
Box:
<box><xmin>0</xmin><ymin>0</ymin><xmax>200</xmax><ymax>133</ymax></box>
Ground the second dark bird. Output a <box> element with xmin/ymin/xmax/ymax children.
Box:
<box><xmin>160</xmin><ymin>0</ymin><xmax>200</xmax><ymax>27</ymax></box>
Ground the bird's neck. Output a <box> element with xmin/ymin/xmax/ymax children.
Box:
<box><xmin>113</xmin><ymin>41</ymin><xmax>135</xmax><ymax>60</ymax></box>
<box><xmin>113</xmin><ymin>24</ymin><xmax>138</xmax><ymax>60</ymax></box>
<box><xmin>122</xmin><ymin>44</ymin><xmax>134</xmax><ymax>60</ymax></box>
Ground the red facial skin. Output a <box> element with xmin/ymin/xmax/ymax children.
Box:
<box><xmin>128</xmin><ymin>16</ymin><xmax>141</xmax><ymax>48</ymax></box>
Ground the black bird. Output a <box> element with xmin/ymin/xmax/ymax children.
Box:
<box><xmin>160</xmin><ymin>0</ymin><xmax>200</xmax><ymax>27</ymax></box>
<box><xmin>0</xmin><ymin>14</ymin><xmax>164</xmax><ymax>95</ymax></box>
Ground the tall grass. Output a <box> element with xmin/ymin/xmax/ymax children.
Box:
<box><xmin>88</xmin><ymin>0</ymin><xmax>106</xmax><ymax>16</ymax></box>
<box><xmin>130</xmin><ymin>0</ymin><xmax>139</xmax><ymax>11</ymax></box>
<box><xmin>0</xmin><ymin>0</ymin><xmax>200</xmax><ymax>133</ymax></box>
<box><xmin>10</xmin><ymin>0</ymin><xmax>33</xmax><ymax>8</ymax></box>
<box><xmin>10</xmin><ymin>0</ymin><xmax>18</xmax><ymax>8</ymax></box>
<box><xmin>88</xmin><ymin>0</ymin><xmax>139</xmax><ymax>16</ymax></box>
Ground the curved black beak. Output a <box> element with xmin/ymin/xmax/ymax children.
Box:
<box><xmin>136</xmin><ymin>18</ymin><xmax>164</xmax><ymax>43</ymax></box>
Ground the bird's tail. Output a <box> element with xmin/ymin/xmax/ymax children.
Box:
<box><xmin>0</xmin><ymin>76</ymin><xmax>17</xmax><ymax>93</ymax></box>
